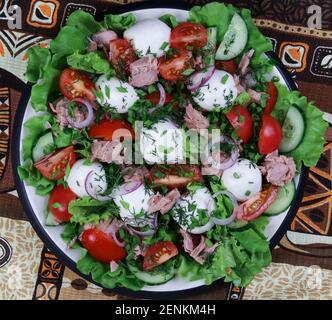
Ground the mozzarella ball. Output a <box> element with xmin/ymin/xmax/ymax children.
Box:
<box><xmin>222</xmin><ymin>159</ymin><xmax>262</xmax><ymax>202</ymax></box>
<box><xmin>124</xmin><ymin>19</ymin><xmax>171</xmax><ymax>58</ymax></box>
<box><xmin>139</xmin><ymin>120</ymin><xmax>185</xmax><ymax>164</ymax></box>
<box><xmin>192</xmin><ymin>70</ymin><xmax>238</xmax><ymax>111</ymax></box>
<box><xmin>172</xmin><ymin>187</ymin><xmax>215</xmax><ymax>234</ymax></box>
<box><xmin>67</xmin><ymin>159</ymin><xmax>107</xmax><ymax>198</ymax></box>
<box><xmin>113</xmin><ymin>184</ymin><xmax>154</xmax><ymax>227</ymax></box>
<box><xmin>96</xmin><ymin>75</ymin><xmax>139</xmax><ymax>113</ymax></box>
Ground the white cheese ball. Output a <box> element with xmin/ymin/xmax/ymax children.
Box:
<box><xmin>192</xmin><ymin>70</ymin><xmax>238</xmax><ymax>111</ymax></box>
<box><xmin>139</xmin><ymin>120</ymin><xmax>185</xmax><ymax>164</ymax></box>
<box><xmin>172</xmin><ymin>187</ymin><xmax>215</xmax><ymax>234</ymax></box>
<box><xmin>96</xmin><ymin>75</ymin><xmax>139</xmax><ymax>113</ymax></box>
<box><xmin>124</xmin><ymin>19</ymin><xmax>171</xmax><ymax>58</ymax></box>
<box><xmin>66</xmin><ymin>159</ymin><xmax>107</xmax><ymax>198</ymax></box>
<box><xmin>222</xmin><ymin>159</ymin><xmax>262</xmax><ymax>202</ymax></box>
<box><xmin>113</xmin><ymin>184</ymin><xmax>154</xmax><ymax>227</ymax></box>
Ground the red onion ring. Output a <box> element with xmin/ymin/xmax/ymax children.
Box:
<box><xmin>85</xmin><ymin>171</ymin><xmax>113</xmax><ymax>202</ymax></box>
<box><xmin>124</xmin><ymin>213</ymin><xmax>158</xmax><ymax>237</ymax></box>
<box><xmin>208</xmin><ymin>190</ymin><xmax>238</xmax><ymax>226</ymax></box>
<box><xmin>66</xmin><ymin>98</ymin><xmax>94</xmax><ymax>129</ymax></box>
<box><xmin>187</xmin><ymin>66</ymin><xmax>215</xmax><ymax>92</ymax></box>
<box><xmin>157</xmin><ymin>83</ymin><xmax>166</xmax><ymax>107</ymax></box>
<box><xmin>111</xmin><ymin>181</ymin><xmax>142</xmax><ymax>197</ymax></box>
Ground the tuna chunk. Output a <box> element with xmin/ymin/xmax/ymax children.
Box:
<box><xmin>129</xmin><ymin>54</ymin><xmax>158</xmax><ymax>87</ymax></box>
<box><xmin>184</xmin><ymin>102</ymin><xmax>209</xmax><ymax>130</ymax></box>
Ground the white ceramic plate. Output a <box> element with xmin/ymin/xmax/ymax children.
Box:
<box><xmin>13</xmin><ymin>5</ymin><xmax>307</xmax><ymax>298</ymax></box>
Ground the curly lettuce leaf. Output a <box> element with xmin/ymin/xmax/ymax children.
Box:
<box><xmin>67</xmin><ymin>51</ymin><xmax>114</xmax><ymax>75</ymax></box>
<box><xmin>26</xmin><ymin>46</ymin><xmax>51</xmax><ymax>83</ymax></box>
<box><xmin>272</xmin><ymin>84</ymin><xmax>328</xmax><ymax>168</ymax></box>
<box><xmin>68</xmin><ymin>197</ymin><xmax>118</xmax><ymax>225</ymax></box>
<box><xmin>189</xmin><ymin>2</ymin><xmax>272</xmax><ymax>66</ymax></box>
<box><xmin>159</xmin><ymin>14</ymin><xmax>179</xmax><ymax>28</ymax></box>
<box><xmin>102</xmin><ymin>13</ymin><xmax>136</xmax><ymax>34</ymax></box>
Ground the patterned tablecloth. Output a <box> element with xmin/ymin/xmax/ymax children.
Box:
<box><xmin>0</xmin><ymin>0</ymin><xmax>331</xmax><ymax>300</ymax></box>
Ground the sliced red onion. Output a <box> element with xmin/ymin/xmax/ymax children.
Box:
<box><xmin>208</xmin><ymin>190</ymin><xmax>238</xmax><ymax>226</ymax></box>
<box><xmin>124</xmin><ymin>213</ymin><xmax>158</xmax><ymax>237</ymax></box>
<box><xmin>92</xmin><ymin>30</ymin><xmax>118</xmax><ymax>48</ymax></box>
<box><xmin>187</xmin><ymin>66</ymin><xmax>215</xmax><ymax>92</ymax></box>
<box><xmin>66</xmin><ymin>98</ymin><xmax>94</xmax><ymax>129</ymax></box>
<box><xmin>105</xmin><ymin>219</ymin><xmax>126</xmax><ymax>247</ymax></box>
<box><xmin>157</xmin><ymin>83</ymin><xmax>166</xmax><ymax>107</ymax></box>
<box><xmin>85</xmin><ymin>171</ymin><xmax>113</xmax><ymax>202</ymax></box>
<box><xmin>111</xmin><ymin>181</ymin><xmax>142</xmax><ymax>197</ymax></box>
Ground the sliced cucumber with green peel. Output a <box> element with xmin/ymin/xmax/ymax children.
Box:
<box><xmin>32</xmin><ymin>132</ymin><xmax>54</xmax><ymax>162</ymax></box>
<box><xmin>215</xmin><ymin>13</ymin><xmax>248</xmax><ymax>60</ymax></box>
<box><xmin>279</xmin><ymin>106</ymin><xmax>305</xmax><ymax>153</ymax></box>
<box><xmin>204</xmin><ymin>27</ymin><xmax>217</xmax><ymax>66</ymax></box>
<box><xmin>128</xmin><ymin>264</ymin><xmax>175</xmax><ymax>285</ymax></box>
<box><xmin>45</xmin><ymin>210</ymin><xmax>60</xmax><ymax>227</ymax></box>
<box><xmin>228</xmin><ymin>220</ymin><xmax>248</xmax><ymax>229</ymax></box>
<box><xmin>265</xmin><ymin>181</ymin><xmax>296</xmax><ymax>216</ymax></box>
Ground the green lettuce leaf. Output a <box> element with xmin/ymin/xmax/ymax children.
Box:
<box><xmin>67</xmin><ymin>51</ymin><xmax>114</xmax><ymax>75</ymax></box>
<box><xmin>159</xmin><ymin>14</ymin><xmax>178</xmax><ymax>28</ymax></box>
<box><xmin>102</xmin><ymin>13</ymin><xmax>136</xmax><ymax>34</ymax></box>
<box><xmin>68</xmin><ymin>197</ymin><xmax>119</xmax><ymax>225</ymax></box>
<box><xmin>188</xmin><ymin>2</ymin><xmax>272</xmax><ymax>66</ymax></box>
<box><xmin>272</xmin><ymin>84</ymin><xmax>328</xmax><ymax>168</ymax></box>
<box><xmin>26</xmin><ymin>46</ymin><xmax>51</xmax><ymax>83</ymax></box>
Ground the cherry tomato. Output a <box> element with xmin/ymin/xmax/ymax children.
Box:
<box><xmin>170</xmin><ymin>22</ymin><xmax>208</xmax><ymax>51</ymax></box>
<box><xmin>149</xmin><ymin>165</ymin><xmax>203</xmax><ymax>190</ymax></box>
<box><xmin>89</xmin><ymin>119</ymin><xmax>135</xmax><ymax>141</ymax></box>
<box><xmin>159</xmin><ymin>51</ymin><xmax>192</xmax><ymax>81</ymax></box>
<box><xmin>146</xmin><ymin>91</ymin><xmax>174</xmax><ymax>106</ymax></box>
<box><xmin>258</xmin><ymin>114</ymin><xmax>282</xmax><ymax>155</ymax></box>
<box><xmin>215</xmin><ymin>59</ymin><xmax>238</xmax><ymax>74</ymax></box>
<box><xmin>226</xmin><ymin>105</ymin><xmax>254</xmax><ymax>143</ymax></box>
<box><xmin>109</xmin><ymin>39</ymin><xmax>136</xmax><ymax>75</ymax></box>
<box><xmin>264</xmin><ymin>81</ymin><xmax>278</xmax><ymax>114</ymax></box>
<box><xmin>236</xmin><ymin>186</ymin><xmax>278</xmax><ymax>221</ymax></box>
<box><xmin>48</xmin><ymin>184</ymin><xmax>77</xmax><ymax>223</ymax></box>
<box><xmin>59</xmin><ymin>69</ymin><xmax>95</xmax><ymax>101</ymax></box>
<box><xmin>81</xmin><ymin>228</ymin><xmax>127</xmax><ymax>263</ymax></box>
<box><xmin>35</xmin><ymin>146</ymin><xmax>76</xmax><ymax>181</ymax></box>
<box><xmin>143</xmin><ymin>241</ymin><xmax>178</xmax><ymax>271</ymax></box>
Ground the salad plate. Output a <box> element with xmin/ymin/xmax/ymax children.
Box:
<box><xmin>13</xmin><ymin>1</ymin><xmax>327</xmax><ymax>298</ymax></box>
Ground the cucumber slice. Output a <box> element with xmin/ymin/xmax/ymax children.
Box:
<box><xmin>45</xmin><ymin>210</ymin><xmax>60</xmax><ymax>227</ymax></box>
<box><xmin>228</xmin><ymin>220</ymin><xmax>248</xmax><ymax>229</ymax></box>
<box><xmin>32</xmin><ymin>132</ymin><xmax>54</xmax><ymax>162</ymax></box>
<box><xmin>265</xmin><ymin>181</ymin><xmax>296</xmax><ymax>216</ymax></box>
<box><xmin>215</xmin><ymin>13</ymin><xmax>248</xmax><ymax>60</ymax></box>
<box><xmin>279</xmin><ymin>106</ymin><xmax>305</xmax><ymax>153</ymax></box>
<box><xmin>204</xmin><ymin>27</ymin><xmax>217</xmax><ymax>66</ymax></box>
<box><xmin>128</xmin><ymin>264</ymin><xmax>175</xmax><ymax>285</ymax></box>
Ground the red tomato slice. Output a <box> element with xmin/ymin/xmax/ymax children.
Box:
<box><xmin>170</xmin><ymin>22</ymin><xmax>208</xmax><ymax>51</ymax></box>
<box><xmin>48</xmin><ymin>184</ymin><xmax>77</xmax><ymax>223</ymax></box>
<box><xmin>236</xmin><ymin>186</ymin><xmax>279</xmax><ymax>221</ymax></box>
<box><xmin>149</xmin><ymin>165</ymin><xmax>203</xmax><ymax>190</ymax></box>
<box><xmin>81</xmin><ymin>228</ymin><xmax>127</xmax><ymax>263</ymax></box>
<box><xmin>146</xmin><ymin>91</ymin><xmax>174</xmax><ymax>106</ymax></box>
<box><xmin>59</xmin><ymin>69</ymin><xmax>95</xmax><ymax>101</ymax></box>
<box><xmin>89</xmin><ymin>119</ymin><xmax>135</xmax><ymax>141</ymax></box>
<box><xmin>159</xmin><ymin>51</ymin><xmax>192</xmax><ymax>81</ymax></box>
<box><xmin>109</xmin><ymin>39</ymin><xmax>136</xmax><ymax>75</ymax></box>
<box><xmin>258</xmin><ymin>114</ymin><xmax>282</xmax><ymax>155</ymax></box>
<box><xmin>264</xmin><ymin>81</ymin><xmax>278</xmax><ymax>114</ymax></box>
<box><xmin>35</xmin><ymin>146</ymin><xmax>76</xmax><ymax>181</ymax></box>
<box><xmin>215</xmin><ymin>59</ymin><xmax>238</xmax><ymax>74</ymax></box>
<box><xmin>226</xmin><ymin>105</ymin><xmax>254</xmax><ymax>143</ymax></box>
<box><xmin>143</xmin><ymin>241</ymin><xmax>178</xmax><ymax>271</ymax></box>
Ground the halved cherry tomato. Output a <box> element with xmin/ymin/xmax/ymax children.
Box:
<box><xmin>109</xmin><ymin>39</ymin><xmax>136</xmax><ymax>75</ymax></box>
<box><xmin>81</xmin><ymin>228</ymin><xmax>126</xmax><ymax>263</ymax></box>
<box><xmin>89</xmin><ymin>119</ymin><xmax>135</xmax><ymax>141</ymax></box>
<box><xmin>143</xmin><ymin>241</ymin><xmax>178</xmax><ymax>271</ymax></box>
<box><xmin>215</xmin><ymin>59</ymin><xmax>238</xmax><ymax>74</ymax></box>
<box><xmin>170</xmin><ymin>22</ymin><xmax>208</xmax><ymax>51</ymax></box>
<box><xmin>226</xmin><ymin>105</ymin><xmax>253</xmax><ymax>143</ymax></box>
<box><xmin>159</xmin><ymin>51</ymin><xmax>192</xmax><ymax>81</ymax></box>
<box><xmin>258</xmin><ymin>114</ymin><xmax>282</xmax><ymax>155</ymax></box>
<box><xmin>48</xmin><ymin>184</ymin><xmax>77</xmax><ymax>223</ymax></box>
<box><xmin>59</xmin><ymin>69</ymin><xmax>95</xmax><ymax>101</ymax></box>
<box><xmin>236</xmin><ymin>186</ymin><xmax>278</xmax><ymax>221</ymax></box>
<box><xmin>263</xmin><ymin>81</ymin><xmax>278</xmax><ymax>114</ymax></box>
<box><xmin>146</xmin><ymin>91</ymin><xmax>174</xmax><ymax>106</ymax></box>
<box><xmin>149</xmin><ymin>165</ymin><xmax>203</xmax><ymax>190</ymax></box>
<box><xmin>35</xmin><ymin>146</ymin><xmax>76</xmax><ymax>180</ymax></box>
